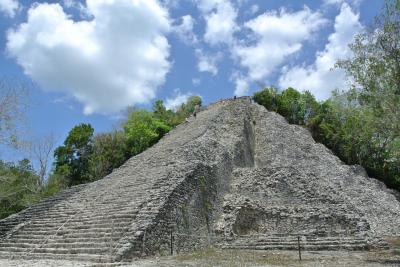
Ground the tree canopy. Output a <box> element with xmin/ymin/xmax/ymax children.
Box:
<box><xmin>53</xmin><ymin>123</ymin><xmax>94</xmax><ymax>186</ymax></box>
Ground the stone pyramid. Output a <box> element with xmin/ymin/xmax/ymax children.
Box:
<box><xmin>0</xmin><ymin>97</ymin><xmax>399</xmax><ymax>263</ymax></box>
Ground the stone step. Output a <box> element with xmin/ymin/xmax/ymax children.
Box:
<box><xmin>40</xmin><ymin>200</ymin><xmax>143</xmax><ymax>209</ymax></box>
<box><xmin>28</xmin><ymin>218</ymin><xmax>132</xmax><ymax>226</ymax></box>
<box><xmin>17</xmin><ymin>225</ymin><xmax>127</xmax><ymax>234</ymax></box>
<box><xmin>0</xmin><ymin>251</ymin><xmax>112</xmax><ymax>262</ymax></box>
<box><xmin>5</xmin><ymin>236</ymin><xmax>121</xmax><ymax>244</ymax></box>
<box><xmin>10</xmin><ymin>230</ymin><xmax>125</xmax><ymax>239</ymax></box>
<box><xmin>25</xmin><ymin>213</ymin><xmax>136</xmax><ymax>223</ymax></box>
<box><xmin>251</xmin><ymin>237</ymin><xmax>367</xmax><ymax>242</ymax></box>
<box><xmin>26</xmin><ymin>205</ymin><xmax>135</xmax><ymax>215</ymax></box>
<box><xmin>25</xmin><ymin>210</ymin><xmax>134</xmax><ymax>220</ymax></box>
<box><xmin>21</xmin><ymin>222</ymin><xmax>130</xmax><ymax>232</ymax></box>
<box><xmin>0</xmin><ymin>246</ymin><xmax>111</xmax><ymax>255</ymax></box>
<box><xmin>221</xmin><ymin>244</ymin><xmax>370</xmax><ymax>250</ymax></box>
<box><xmin>238</xmin><ymin>240</ymin><xmax>367</xmax><ymax>246</ymax></box>
<box><xmin>225</xmin><ymin>235</ymin><xmax>365</xmax><ymax>242</ymax></box>
<box><xmin>219</xmin><ymin>235</ymin><xmax>373</xmax><ymax>251</ymax></box>
<box><xmin>20</xmin><ymin>197</ymin><xmax>145</xmax><ymax>210</ymax></box>
<box><xmin>0</xmin><ymin>241</ymin><xmax>113</xmax><ymax>249</ymax></box>
<box><xmin>27</xmin><ymin>213</ymin><xmax>137</xmax><ymax>224</ymax></box>
<box><xmin>9</xmin><ymin>232</ymin><xmax>125</xmax><ymax>242</ymax></box>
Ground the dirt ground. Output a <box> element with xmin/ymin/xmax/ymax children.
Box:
<box><xmin>132</xmin><ymin>248</ymin><xmax>400</xmax><ymax>267</ymax></box>
<box><xmin>1</xmin><ymin>238</ymin><xmax>400</xmax><ymax>267</ymax></box>
<box><xmin>1</xmin><ymin>248</ymin><xmax>400</xmax><ymax>267</ymax></box>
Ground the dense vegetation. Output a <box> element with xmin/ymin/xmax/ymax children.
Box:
<box><xmin>253</xmin><ymin>0</ymin><xmax>400</xmax><ymax>190</ymax></box>
<box><xmin>0</xmin><ymin>160</ymin><xmax>41</xmax><ymax>219</ymax></box>
<box><xmin>0</xmin><ymin>96</ymin><xmax>201</xmax><ymax>219</ymax></box>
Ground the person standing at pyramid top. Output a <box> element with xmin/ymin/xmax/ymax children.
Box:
<box><xmin>193</xmin><ymin>104</ymin><xmax>200</xmax><ymax>118</ymax></box>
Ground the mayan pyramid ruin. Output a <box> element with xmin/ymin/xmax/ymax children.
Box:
<box><xmin>0</xmin><ymin>97</ymin><xmax>399</xmax><ymax>263</ymax></box>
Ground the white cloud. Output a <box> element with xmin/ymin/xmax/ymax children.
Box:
<box><xmin>249</xmin><ymin>4</ymin><xmax>259</xmax><ymax>15</ymax></box>
<box><xmin>6</xmin><ymin>0</ymin><xmax>171</xmax><ymax>114</ymax></box>
<box><xmin>160</xmin><ymin>0</ymin><xmax>180</xmax><ymax>9</ymax></box>
<box><xmin>233</xmin><ymin>6</ymin><xmax>326</xmax><ymax>82</ymax></box>
<box><xmin>324</xmin><ymin>0</ymin><xmax>345</xmax><ymax>4</ymax></box>
<box><xmin>234</xmin><ymin>77</ymin><xmax>249</xmax><ymax>96</ymax></box>
<box><xmin>0</xmin><ymin>0</ymin><xmax>19</xmax><ymax>17</ymax></box>
<box><xmin>165</xmin><ymin>89</ymin><xmax>193</xmax><ymax>111</ymax></box>
<box><xmin>279</xmin><ymin>3</ymin><xmax>362</xmax><ymax>100</ymax></box>
<box><xmin>63</xmin><ymin>0</ymin><xmax>76</xmax><ymax>8</ymax></box>
<box><xmin>198</xmin><ymin>0</ymin><xmax>238</xmax><ymax>46</ymax></box>
<box><xmin>192</xmin><ymin>78</ymin><xmax>201</xmax><ymax>86</ymax></box>
<box><xmin>324</xmin><ymin>0</ymin><xmax>362</xmax><ymax>6</ymax></box>
<box><xmin>174</xmin><ymin>15</ymin><xmax>198</xmax><ymax>45</ymax></box>
<box><xmin>196</xmin><ymin>49</ymin><xmax>220</xmax><ymax>75</ymax></box>
<box><xmin>63</xmin><ymin>0</ymin><xmax>90</xmax><ymax>17</ymax></box>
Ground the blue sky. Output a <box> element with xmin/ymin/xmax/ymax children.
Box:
<box><xmin>0</xmin><ymin>0</ymin><xmax>384</xmax><ymax>162</ymax></box>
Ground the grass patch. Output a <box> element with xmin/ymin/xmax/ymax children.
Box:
<box><xmin>135</xmin><ymin>249</ymin><xmax>400</xmax><ymax>267</ymax></box>
<box><xmin>173</xmin><ymin>247</ymin><xmax>315</xmax><ymax>266</ymax></box>
<box><xmin>386</xmin><ymin>237</ymin><xmax>400</xmax><ymax>248</ymax></box>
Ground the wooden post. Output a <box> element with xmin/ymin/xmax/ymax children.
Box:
<box><xmin>170</xmin><ymin>230</ymin><xmax>173</xmax><ymax>255</ymax></box>
<box><xmin>297</xmin><ymin>236</ymin><xmax>302</xmax><ymax>261</ymax></box>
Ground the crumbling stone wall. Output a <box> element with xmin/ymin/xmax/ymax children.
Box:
<box><xmin>114</xmin><ymin>98</ymin><xmax>257</xmax><ymax>259</ymax></box>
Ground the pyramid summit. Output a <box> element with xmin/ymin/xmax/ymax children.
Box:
<box><xmin>0</xmin><ymin>97</ymin><xmax>399</xmax><ymax>263</ymax></box>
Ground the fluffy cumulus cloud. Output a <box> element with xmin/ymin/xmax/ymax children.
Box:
<box><xmin>174</xmin><ymin>15</ymin><xmax>198</xmax><ymax>45</ymax></box>
<box><xmin>6</xmin><ymin>0</ymin><xmax>171</xmax><ymax>114</ymax></box>
<box><xmin>279</xmin><ymin>3</ymin><xmax>362</xmax><ymax>100</ymax></box>
<box><xmin>233</xmin><ymin>6</ymin><xmax>326</xmax><ymax>82</ymax></box>
<box><xmin>0</xmin><ymin>0</ymin><xmax>19</xmax><ymax>17</ymax></box>
<box><xmin>233</xmin><ymin>77</ymin><xmax>249</xmax><ymax>96</ymax></box>
<box><xmin>164</xmin><ymin>89</ymin><xmax>193</xmax><ymax>110</ymax></box>
<box><xmin>62</xmin><ymin>0</ymin><xmax>90</xmax><ymax>16</ymax></box>
<box><xmin>324</xmin><ymin>0</ymin><xmax>346</xmax><ymax>4</ymax></box>
<box><xmin>196</xmin><ymin>49</ymin><xmax>220</xmax><ymax>75</ymax></box>
<box><xmin>249</xmin><ymin>4</ymin><xmax>259</xmax><ymax>15</ymax></box>
<box><xmin>323</xmin><ymin>0</ymin><xmax>362</xmax><ymax>6</ymax></box>
<box><xmin>198</xmin><ymin>0</ymin><xmax>238</xmax><ymax>46</ymax></box>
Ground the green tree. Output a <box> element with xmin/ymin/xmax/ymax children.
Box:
<box><xmin>0</xmin><ymin>159</ymin><xmax>41</xmax><ymax>219</ymax></box>
<box><xmin>253</xmin><ymin>87</ymin><xmax>319</xmax><ymax>125</ymax></box>
<box><xmin>152</xmin><ymin>100</ymin><xmax>180</xmax><ymax>127</ymax></box>
<box><xmin>335</xmin><ymin>0</ymin><xmax>400</xmax><ymax>189</ymax></box>
<box><xmin>175</xmin><ymin>96</ymin><xmax>202</xmax><ymax>121</ymax></box>
<box><xmin>124</xmin><ymin>110</ymin><xmax>171</xmax><ymax>156</ymax></box>
<box><xmin>182</xmin><ymin>95</ymin><xmax>202</xmax><ymax>114</ymax></box>
<box><xmin>253</xmin><ymin>87</ymin><xmax>279</xmax><ymax>112</ymax></box>
<box><xmin>153</xmin><ymin>100</ymin><xmax>168</xmax><ymax>119</ymax></box>
<box><xmin>88</xmin><ymin>131</ymin><xmax>127</xmax><ymax>180</ymax></box>
<box><xmin>53</xmin><ymin>123</ymin><xmax>94</xmax><ymax>186</ymax></box>
<box><xmin>277</xmin><ymin>87</ymin><xmax>302</xmax><ymax>124</ymax></box>
<box><xmin>299</xmin><ymin>91</ymin><xmax>320</xmax><ymax>125</ymax></box>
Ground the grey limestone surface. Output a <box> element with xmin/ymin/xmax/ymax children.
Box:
<box><xmin>0</xmin><ymin>97</ymin><xmax>399</xmax><ymax>263</ymax></box>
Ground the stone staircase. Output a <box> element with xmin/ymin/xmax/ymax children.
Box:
<box><xmin>0</xmin><ymin>179</ymin><xmax>147</xmax><ymax>262</ymax></box>
<box><xmin>219</xmin><ymin>235</ymin><xmax>373</xmax><ymax>251</ymax></box>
